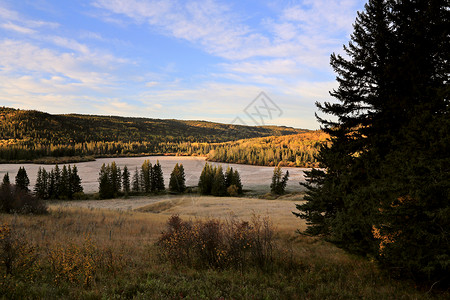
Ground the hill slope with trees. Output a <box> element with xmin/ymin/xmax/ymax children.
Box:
<box><xmin>206</xmin><ymin>131</ymin><xmax>328</xmax><ymax>167</ymax></box>
<box><xmin>0</xmin><ymin>107</ymin><xmax>311</xmax><ymax>162</ymax></box>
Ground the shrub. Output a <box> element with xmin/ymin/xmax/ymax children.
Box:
<box><xmin>226</xmin><ymin>185</ymin><xmax>239</xmax><ymax>197</ymax></box>
<box><xmin>157</xmin><ymin>215</ymin><xmax>275</xmax><ymax>271</ymax></box>
<box><xmin>47</xmin><ymin>236</ymin><xmax>99</xmax><ymax>287</ymax></box>
<box><xmin>0</xmin><ymin>184</ymin><xmax>47</xmax><ymax>215</ymax></box>
<box><xmin>0</xmin><ymin>223</ymin><xmax>39</xmax><ymax>279</ymax></box>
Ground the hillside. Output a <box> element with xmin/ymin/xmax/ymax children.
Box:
<box><xmin>0</xmin><ymin>107</ymin><xmax>312</xmax><ymax>162</ymax></box>
<box><xmin>0</xmin><ymin>107</ymin><xmax>307</xmax><ymax>143</ymax></box>
<box><xmin>207</xmin><ymin>131</ymin><xmax>329</xmax><ymax>168</ymax></box>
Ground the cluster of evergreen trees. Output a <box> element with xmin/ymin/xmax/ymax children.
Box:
<box><xmin>270</xmin><ymin>167</ymin><xmax>289</xmax><ymax>195</ymax></box>
<box><xmin>198</xmin><ymin>163</ymin><xmax>243</xmax><ymax>196</ymax></box>
<box><xmin>0</xmin><ymin>170</ymin><xmax>47</xmax><ymax>214</ymax></box>
<box><xmin>295</xmin><ymin>0</ymin><xmax>449</xmax><ymax>283</ymax></box>
<box><xmin>98</xmin><ymin>162</ymin><xmax>129</xmax><ymax>199</ymax></box>
<box><xmin>129</xmin><ymin>160</ymin><xmax>165</xmax><ymax>195</ymax></box>
<box><xmin>169</xmin><ymin>163</ymin><xmax>186</xmax><ymax>193</ymax></box>
<box><xmin>34</xmin><ymin>165</ymin><xmax>83</xmax><ymax>199</ymax></box>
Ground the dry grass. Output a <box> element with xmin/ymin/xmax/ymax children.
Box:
<box><xmin>1</xmin><ymin>200</ymin><xmax>446</xmax><ymax>299</ymax></box>
<box><xmin>135</xmin><ymin>195</ymin><xmax>307</xmax><ymax>234</ymax></box>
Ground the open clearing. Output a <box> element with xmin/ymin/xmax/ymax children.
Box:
<box><xmin>50</xmin><ymin>193</ymin><xmax>307</xmax><ymax>233</ymax></box>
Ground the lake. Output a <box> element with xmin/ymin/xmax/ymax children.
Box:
<box><xmin>0</xmin><ymin>156</ymin><xmax>309</xmax><ymax>194</ymax></box>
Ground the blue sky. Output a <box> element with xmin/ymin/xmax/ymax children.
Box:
<box><xmin>0</xmin><ymin>0</ymin><xmax>365</xmax><ymax>129</ymax></box>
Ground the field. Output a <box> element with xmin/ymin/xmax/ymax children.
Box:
<box><xmin>1</xmin><ymin>195</ymin><xmax>446</xmax><ymax>299</ymax></box>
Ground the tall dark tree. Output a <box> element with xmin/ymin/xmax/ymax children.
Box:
<box><xmin>34</xmin><ymin>167</ymin><xmax>48</xmax><ymax>199</ymax></box>
<box><xmin>295</xmin><ymin>0</ymin><xmax>449</xmax><ymax>282</ymax></box>
<box><xmin>198</xmin><ymin>163</ymin><xmax>214</xmax><ymax>195</ymax></box>
<box><xmin>152</xmin><ymin>161</ymin><xmax>165</xmax><ymax>192</ymax></box>
<box><xmin>211</xmin><ymin>165</ymin><xmax>226</xmax><ymax>196</ymax></box>
<box><xmin>98</xmin><ymin>163</ymin><xmax>113</xmax><ymax>199</ymax></box>
<box><xmin>0</xmin><ymin>173</ymin><xmax>12</xmax><ymax>213</ymax></box>
<box><xmin>132</xmin><ymin>167</ymin><xmax>140</xmax><ymax>193</ymax></box>
<box><xmin>110</xmin><ymin>162</ymin><xmax>121</xmax><ymax>196</ymax></box>
<box><xmin>231</xmin><ymin>169</ymin><xmax>243</xmax><ymax>195</ymax></box>
<box><xmin>53</xmin><ymin>165</ymin><xmax>61</xmax><ymax>197</ymax></box>
<box><xmin>141</xmin><ymin>160</ymin><xmax>152</xmax><ymax>193</ymax></box>
<box><xmin>2</xmin><ymin>173</ymin><xmax>10</xmax><ymax>185</ymax></box>
<box><xmin>59</xmin><ymin>165</ymin><xmax>70</xmax><ymax>199</ymax></box>
<box><xmin>169</xmin><ymin>163</ymin><xmax>186</xmax><ymax>193</ymax></box>
<box><xmin>15</xmin><ymin>167</ymin><xmax>30</xmax><ymax>192</ymax></box>
<box><xmin>122</xmin><ymin>165</ymin><xmax>130</xmax><ymax>195</ymax></box>
<box><xmin>70</xmin><ymin>165</ymin><xmax>83</xmax><ymax>195</ymax></box>
<box><xmin>224</xmin><ymin>167</ymin><xmax>234</xmax><ymax>188</ymax></box>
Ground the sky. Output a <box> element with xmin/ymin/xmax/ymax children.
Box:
<box><xmin>0</xmin><ymin>0</ymin><xmax>366</xmax><ymax>129</ymax></box>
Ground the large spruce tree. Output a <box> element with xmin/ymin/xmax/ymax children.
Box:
<box><xmin>295</xmin><ymin>0</ymin><xmax>449</xmax><ymax>282</ymax></box>
<box><xmin>15</xmin><ymin>167</ymin><xmax>30</xmax><ymax>192</ymax></box>
<box><xmin>169</xmin><ymin>163</ymin><xmax>186</xmax><ymax>193</ymax></box>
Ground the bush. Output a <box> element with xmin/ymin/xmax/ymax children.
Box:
<box><xmin>0</xmin><ymin>184</ymin><xmax>47</xmax><ymax>215</ymax></box>
<box><xmin>226</xmin><ymin>185</ymin><xmax>239</xmax><ymax>197</ymax></box>
<box><xmin>47</xmin><ymin>236</ymin><xmax>99</xmax><ymax>287</ymax></box>
<box><xmin>157</xmin><ymin>215</ymin><xmax>275</xmax><ymax>271</ymax></box>
<box><xmin>0</xmin><ymin>223</ymin><xmax>39</xmax><ymax>278</ymax></box>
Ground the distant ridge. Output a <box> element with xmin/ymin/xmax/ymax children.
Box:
<box><xmin>0</xmin><ymin>107</ymin><xmax>309</xmax><ymax>144</ymax></box>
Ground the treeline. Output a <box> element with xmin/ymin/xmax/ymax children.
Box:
<box><xmin>0</xmin><ymin>107</ymin><xmax>308</xmax><ymax>162</ymax></box>
<box><xmin>35</xmin><ymin>165</ymin><xmax>83</xmax><ymax>200</ymax></box>
<box><xmin>98</xmin><ymin>160</ymin><xmax>166</xmax><ymax>199</ymax></box>
<box><xmin>198</xmin><ymin>163</ymin><xmax>243</xmax><ymax>196</ymax></box>
<box><xmin>3</xmin><ymin>162</ymin><xmax>292</xmax><ymax>202</ymax></box>
<box><xmin>0</xmin><ymin>140</ymin><xmax>214</xmax><ymax>161</ymax></box>
<box><xmin>207</xmin><ymin>131</ymin><xmax>328</xmax><ymax>168</ymax></box>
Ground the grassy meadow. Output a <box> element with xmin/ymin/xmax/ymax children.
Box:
<box><xmin>1</xmin><ymin>196</ymin><xmax>447</xmax><ymax>299</ymax></box>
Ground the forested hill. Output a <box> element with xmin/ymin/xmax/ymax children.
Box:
<box><xmin>0</xmin><ymin>107</ymin><xmax>317</xmax><ymax>162</ymax></box>
<box><xmin>207</xmin><ymin>131</ymin><xmax>328</xmax><ymax>168</ymax></box>
<box><xmin>0</xmin><ymin>107</ymin><xmax>307</xmax><ymax>144</ymax></box>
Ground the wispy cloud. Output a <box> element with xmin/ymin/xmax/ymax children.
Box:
<box><xmin>1</xmin><ymin>22</ymin><xmax>36</xmax><ymax>34</ymax></box>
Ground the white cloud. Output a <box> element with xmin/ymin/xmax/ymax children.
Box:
<box><xmin>1</xmin><ymin>22</ymin><xmax>36</xmax><ymax>34</ymax></box>
<box><xmin>0</xmin><ymin>5</ymin><xmax>59</xmax><ymax>29</ymax></box>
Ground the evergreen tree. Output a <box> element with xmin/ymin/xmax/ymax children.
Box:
<box><xmin>122</xmin><ymin>165</ymin><xmax>130</xmax><ymax>195</ymax></box>
<box><xmin>141</xmin><ymin>160</ymin><xmax>152</xmax><ymax>193</ymax></box>
<box><xmin>15</xmin><ymin>167</ymin><xmax>30</xmax><ymax>192</ymax></box>
<box><xmin>132</xmin><ymin>167</ymin><xmax>140</xmax><ymax>192</ymax></box>
<box><xmin>231</xmin><ymin>169</ymin><xmax>243</xmax><ymax>195</ymax></box>
<box><xmin>110</xmin><ymin>162</ymin><xmax>121</xmax><ymax>196</ymax></box>
<box><xmin>270</xmin><ymin>166</ymin><xmax>289</xmax><ymax>195</ymax></box>
<box><xmin>0</xmin><ymin>173</ymin><xmax>12</xmax><ymax>213</ymax></box>
<box><xmin>48</xmin><ymin>170</ymin><xmax>56</xmax><ymax>199</ymax></box>
<box><xmin>53</xmin><ymin>165</ymin><xmax>61</xmax><ymax>197</ymax></box>
<box><xmin>198</xmin><ymin>163</ymin><xmax>214</xmax><ymax>195</ymax></box>
<box><xmin>152</xmin><ymin>160</ymin><xmax>165</xmax><ymax>192</ymax></box>
<box><xmin>2</xmin><ymin>173</ymin><xmax>10</xmax><ymax>185</ymax></box>
<box><xmin>211</xmin><ymin>165</ymin><xmax>226</xmax><ymax>196</ymax></box>
<box><xmin>59</xmin><ymin>165</ymin><xmax>70</xmax><ymax>199</ymax></box>
<box><xmin>178</xmin><ymin>164</ymin><xmax>186</xmax><ymax>192</ymax></box>
<box><xmin>224</xmin><ymin>167</ymin><xmax>234</xmax><ymax>188</ymax></box>
<box><xmin>98</xmin><ymin>163</ymin><xmax>113</xmax><ymax>199</ymax></box>
<box><xmin>295</xmin><ymin>0</ymin><xmax>449</xmax><ymax>282</ymax></box>
<box><xmin>169</xmin><ymin>163</ymin><xmax>186</xmax><ymax>193</ymax></box>
<box><xmin>70</xmin><ymin>165</ymin><xmax>83</xmax><ymax>195</ymax></box>
<box><xmin>34</xmin><ymin>167</ymin><xmax>47</xmax><ymax>199</ymax></box>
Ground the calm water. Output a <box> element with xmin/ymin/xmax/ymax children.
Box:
<box><xmin>0</xmin><ymin>156</ymin><xmax>308</xmax><ymax>193</ymax></box>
